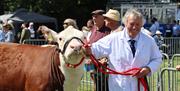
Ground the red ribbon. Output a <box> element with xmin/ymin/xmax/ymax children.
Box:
<box><xmin>89</xmin><ymin>54</ymin><xmax>148</xmax><ymax>91</ymax></box>
<box><xmin>66</xmin><ymin>57</ymin><xmax>85</xmax><ymax>68</ymax></box>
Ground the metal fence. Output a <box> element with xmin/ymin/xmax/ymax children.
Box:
<box><xmin>147</xmin><ymin>53</ymin><xmax>170</xmax><ymax>91</ymax></box>
<box><xmin>22</xmin><ymin>38</ymin><xmax>180</xmax><ymax>91</ymax></box>
<box><xmin>160</xmin><ymin>68</ymin><xmax>180</xmax><ymax>91</ymax></box>
<box><xmin>23</xmin><ymin>39</ymin><xmax>48</xmax><ymax>45</ymax></box>
<box><xmin>162</xmin><ymin>37</ymin><xmax>180</xmax><ymax>57</ymax></box>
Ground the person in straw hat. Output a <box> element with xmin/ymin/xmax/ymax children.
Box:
<box><xmin>103</xmin><ymin>9</ymin><xmax>123</xmax><ymax>33</ymax></box>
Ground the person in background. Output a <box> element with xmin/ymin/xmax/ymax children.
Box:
<box><xmin>42</xmin><ymin>29</ymin><xmax>54</xmax><ymax>44</ymax></box>
<box><xmin>0</xmin><ymin>22</ymin><xmax>5</xmax><ymax>42</ymax></box>
<box><xmin>7</xmin><ymin>20</ymin><xmax>15</xmax><ymax>36</ymax></box>
<box><xmin>172</xmin><ymin>20</ymin><xmax>180</xmax><ymax>37</ymax></box>
<box><xmin>63</xmin><ymin>18</ymin><xmax>79</xmax><ymax>29</ymax></box>
<box><xmin>82</xmin><ymin>26</ymin><xmax>90</xmax><ymax>37</ymax></box>
<box><xmin>82</xmin><ymin>19</ymin><xmax>94</xmax><ymax>39</ymax></box>
<box><xmin>0</xmin><ymin>30</ymin><xmax>5</xmax><ymax>42</ymax></box>
<box><xmin>86</xmin><ymin>19</ymin><xmax>94</xmax><ymax>42</ymax></box>
<box><xmin>37</xmin><ymin>25</ymin><xmax>57</xmax><ymax>44</ymax></box>
<box><xmin>153</xmin><ymin>30</ymin><xmax>167</xmax><ymax>50</ymax></box>
<box><xmin>84</xmin><ymin>9</ymin><xmax>162</xmax><ymax>91</ymax></box>
<box><xmin>87</xmin><ymin>9</ymin><xmax>111</xmax><ymax>91</ymax></box>
<box><xmin>164</xmin><ymin>24</ymin><xmax>172</xmax><ymax>37</ymax></box>
<box><xmin>103</xmin><ymin>9</ymin><xmax>123</xmax><ymax>33</ymax></box>
<box><xmin>154</xmin><ymin>17</ymin><xmax>159</xmax><ymax>30</ymax></box>
<box><xmin>149</xmin><ymin>17</ymin><xmax>159</xmax><ymax>36</ymax></box>
<box><xmin>87</xmin><ymin>19</ymin><xmax>94</xmax><ymax>30</ymax></box>
<box><xmin>0</xmin><ymin>20</ymin><xmax>3</xmax><ymax>30</ymax></box>
<box><xmin>19</xmin><ymin>23</ymin><xmax>31</xmax><ymax>43</ymax></box>
<box><xmin>2</xmin><ymin>23</ymin><xmax>14</xmax><ymax>42</ymax></box>
<box><xmin>28</xmin><ymin>22</ymin><xmax>35</xmax><ymax>39</ymax></box>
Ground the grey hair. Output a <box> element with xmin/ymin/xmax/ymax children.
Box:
<box><xmin>122</xmin><ymin>8</ymin><xmax>145</xmax><ymax>26</ymax></box>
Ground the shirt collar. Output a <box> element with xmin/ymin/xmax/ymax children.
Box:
<box><xmin>124</xmin><ymin>28</ymin><xmax>140</xmax><ymax>42</ymax></box>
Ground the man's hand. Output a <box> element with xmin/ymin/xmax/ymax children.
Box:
<box><xmin>83</xmin><ymin>43</ymin><xmax>92</xmax><ymax>56</ymax></box>
<box><xmin>133</xmin><ymin>66</ymin><xmax>151</xmax><ymax>78</ymax></box>
<box><xmin>99</xmin><ymin>58</ymin><xmax>108</xmax><ymax>65</ymax></box>
<box><xmin>176</xmin><ymin>65</ymin><xmax>180</xmax><ymax>71</ymax></box>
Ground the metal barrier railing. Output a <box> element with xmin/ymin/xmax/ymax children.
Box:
<box><xmin>170</xmin><ymin>54</ymin><xmax>180</xmax><ymax>68</ymax></box>
<box><xmin>159</xmin><ymin>54</ymin><xmax>180</xmax><ymax>91</ymax></box>
<box><xmin>147</xmin><ymin>53</ymin><xmax>170</xmax><ymax>91</ymax></box>
<box><xmin>159</xmin><ymin>68</ymin><xmax>180</xmax><ymax>91</ymax></box>
<box><xmin>78</xmin><ymin>72</ymin><xmax>94</xmax><ymax>91</ymax></box>
<box><xmin>162</xmin><ymin>37</ymin><xmax>180</xmax><ymax>57</ymax></box>
<box><xmin>22</xmin><ymin>39</ymin><xmax>48</xmax><ymax>45</ymax></box>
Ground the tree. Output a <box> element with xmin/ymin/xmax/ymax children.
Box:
<box><xmin>3</xmin><ymin>0</ymin><xmax>108</xmax><ymax>31</ymax></box>
<box><xmin>0</xmin><ymin>0</ymin><xmax>4</xmax><ymax>15</ymax></box>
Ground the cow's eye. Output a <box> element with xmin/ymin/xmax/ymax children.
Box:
<box><xmin>59</xmin><ymin>38</ymin><xmax>62</xmax><ymax>41</ymax></box>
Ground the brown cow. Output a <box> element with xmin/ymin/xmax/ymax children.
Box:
<box><xmin>0</xmin><ymin>43</ymin><xmax>64</xmax><ymax>91</ymax></box>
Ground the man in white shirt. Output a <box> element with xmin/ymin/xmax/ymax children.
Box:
<box><xmin>149</xmin><ymin>17</ymin><xmax>159</xmax><ymax>36</ymax></box>
<box><xmin>28</xmin><ymin>22</ymin><xmax>35</xmax><ymax>39</ymax></box>
<box><xmin>84</xmin><ymin>9</ymin><xmax>162</xmax><ymax>91</ymax></box>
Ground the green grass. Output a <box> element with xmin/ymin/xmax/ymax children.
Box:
<box><xmin>77</xmin><ymin>72</ymin><xmax>94</xmax><ymax>91</ymax></box>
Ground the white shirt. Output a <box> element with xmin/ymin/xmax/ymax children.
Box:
<box><xmin>111</xmin><ymin>26</ymin><xmax>123</xmax><ymax>33</ymax></box>
<box><xmin>91</xmin><ymin>28</ymin><xmax>162</xmax><ymax>91</ymax></box>
<box><xmin>141</xmin><ymin>27</ymin><xmax>152</xmax><ymax>36</ymax></box>
<box><xmin>149</xmin><ymin>23</ymin><xmax>157</xmax><ymax>36</ymax></box>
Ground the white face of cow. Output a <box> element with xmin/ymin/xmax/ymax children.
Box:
<box><xmin>63</xmin><ymin>38</ymin><xmax>84</xmax><ymax>63</ymax></box>
<box><xmin>56</xmin><ymin>26</ymin><xmax>86</xmax><ymax>65</ymax></box>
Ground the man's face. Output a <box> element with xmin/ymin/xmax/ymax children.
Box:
<box><xmin>125</xmin><ymin>14</ymin><xmax>143</xmax><ymax>38</ymax></box>
<box><xmin>87</xmin><ymin>20</ymin><xmax>93</xmax><ymax>30</ymax></box>
<box><xmin>104</xmin><ymin>18</ymin><xmax>114</xmax><ymax>29</ymax></box>
<box><xmin>92</xmin><ymin>14</ymin><xmax>104</xmax><ymax>25</ymax></box>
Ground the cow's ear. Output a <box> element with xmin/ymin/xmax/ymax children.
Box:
<box><xmin>53</xmin><ymin>34</ymin><xmax>59</xmax><ymax>42</ymax></box>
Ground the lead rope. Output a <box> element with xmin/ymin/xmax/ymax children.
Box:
<box><xmin>89</xmin><ymin>54</ymin><xmax>148</xmax><ymax>91</ymax></box>
<box><xmin>84</xmin><ymin>44</ymin><xmax>148</xmax><ymax>91</ymax></box>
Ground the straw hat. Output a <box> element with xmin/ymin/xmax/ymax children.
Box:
<box><xmin>155</xmin><ymin>30</ymin><xmax>162</xmax><ymax>35</ymax></box>
<box><xmin>103</xmin><ymin>9</ymin><xmax>120</xmax><ymax>21</ymax></box>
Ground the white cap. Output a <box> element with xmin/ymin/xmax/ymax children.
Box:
<box><xmin>155</xmin><ymin>30</ymin><xmax>162</xmax><ymax>35</ymax></box>
<box><xmin>29</xmin><ymin>22</ymin><xmax>34</xmax><ymax>26</ymax></box>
